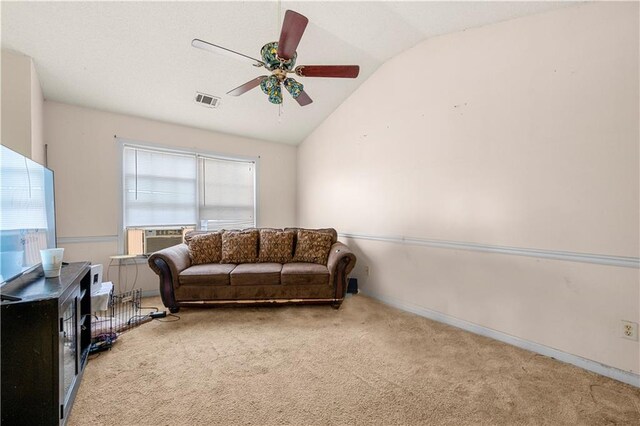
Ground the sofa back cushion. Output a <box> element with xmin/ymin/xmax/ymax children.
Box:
<box><xmin>221</xmin><ymin>230</ymin><xmax>259</xmax><ymax>263</ymax></box>
<box><xmin>285</xmin><ymin>227</ymin><xmax>337</xmax><ymax>245</ymax></box>
<box><xmin>187</xmin><ymin>232</ymin><xmax>223</xmax><ymax>265</ymax></box>
<box><xmin>184</xmin><ymin>229</ymin><xmax>227</xmax><ymax>244</ymax></box>
<box><xmin>258</xmin><ymin>229</ymin><xmax>294</xmax><ymax>263</ymax></box>
<box><xmin>185</xmin><ymin>230</ymin><xmax>209</xmax><ymax>243</ymax></box>
<box><xmin>292</xmin><ymin>229</ymin><xmax>333</xmax><ymax>265</ymax></box>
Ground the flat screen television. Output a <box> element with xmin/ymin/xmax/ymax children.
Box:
<box><xmin>0</xmin><ymin>145</ymin><xmax>56</xmax><ymax>285</ymax></box>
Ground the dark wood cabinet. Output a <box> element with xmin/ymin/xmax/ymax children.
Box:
<box><xmin>1</xmin><ymin>262</ymin><xmax>91</xmax><ymax>425</ymax></box>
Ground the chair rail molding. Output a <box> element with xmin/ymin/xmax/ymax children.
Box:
<box><xmin>339</xmin><ymin>233</ymin><xmax>639</xmax><ymax>269</ymax></box>
<box><xmin>57</xmin><ymin>235</ymin><xmax>119</xmax><ymax>244</ymax></box>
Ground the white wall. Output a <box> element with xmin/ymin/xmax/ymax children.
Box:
<box><xmin>1</xmin><ymin>49</ymin><xmax>44</xmax><ymax>163</ymax></box>
<box><xmin>297</xmin><ymin>2</ymin><xmax>639</xmax><ymax>374</ymax></box>
<box><xmin>30</xmin><ymin>59</ymin><xmax>45</xmax><ymax>165</ymax></box>
<box><xmin>44</xmin><ymin>101</ymin><xmax>297</xmax><ymax>292</ymax></box>
<box><xmin>2</xmin><ymin>50</ymin><xmax>32</xmax><ymax>158</ymax></box>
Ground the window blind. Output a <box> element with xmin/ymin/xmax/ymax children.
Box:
<box><xmin>199</xmin><ymin>156</ymin><xmax>255</xmax><ymax>230</ymax></box>
<box><xmin>122</xmin><ymin>145</ymin><xmax>256</xmax><ymax>230</ymax></box>
<box><xmin>123</xmin><ymin>147</ymin><xmax>197</xmax><ymax>227</ymax></box>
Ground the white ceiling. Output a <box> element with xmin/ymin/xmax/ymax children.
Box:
<box><xmin>2</xmin><ymin>1</ymin><xmax>571</xmax><ymax>145</ymax></box>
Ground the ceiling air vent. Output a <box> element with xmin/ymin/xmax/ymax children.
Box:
<box><xmin>194</xmin><ymin>92</ymin><xmax>221</xmax><ymax>108</ymax></box>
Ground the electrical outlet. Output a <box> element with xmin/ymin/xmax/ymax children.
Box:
<box><xmin>621</xmin><ymin>320</ymin><xmax>638</xmax><ymax>341</ymax></box>
<box><xmin>364</xmin><ymin>266</ymin><xmax>370</xmax><ymax>277</ymax></box>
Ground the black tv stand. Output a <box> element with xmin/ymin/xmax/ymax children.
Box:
<box><xmin>0</xmin><ymin>293</ymin><xmax>22</xmax><ymax>301</ymax></box>
<box><xmin>1</xmin><ymin>262</ymin><xmax>91</xmax><ymax>425</ymax></box>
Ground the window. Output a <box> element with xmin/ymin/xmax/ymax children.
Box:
<box><xmin>122</xmin><ymin>143</ymin><xmax>256</xmax><ymax>231</ymax></box>
<box><xmin>199</xmin><ymin>156</ymin><xmax>255</xmax><ymax>229</ymax></box>
<box><xmin>123</xmin><ymin>147</ymin><xmax>197</xmax><ymax>227</ymax></box>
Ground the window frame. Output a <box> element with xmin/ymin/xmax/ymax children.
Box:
<box><xmin>117</xmin><ymin>138</ymin><xmax>259</xmax><ymax>255</ymax></box>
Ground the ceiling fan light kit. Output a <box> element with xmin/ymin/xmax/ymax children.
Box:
<box><xmin>284</xmin><ymin>78</ymin><xmax>304</xmax><ymax>98</ymax></box>
<box><xmin>261</xmin><ymin>75</ymin><xmax>283</xmax><ymax>104</ymax></box>
<box><xmin>192</xmin><ymin>9</ymin><xmax>360</xmax><ymax>107</ymax></box>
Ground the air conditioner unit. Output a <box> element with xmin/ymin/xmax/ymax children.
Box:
<box><xmin>126</xmin><ymin>226</ymin><xmax>195</xmax><ymax>255</ymax></box>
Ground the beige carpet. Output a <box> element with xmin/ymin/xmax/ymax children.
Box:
<box><xmin>69</xmin><ymin>295</ymin><xmax>640</xmax><ymax>425</ymax></box>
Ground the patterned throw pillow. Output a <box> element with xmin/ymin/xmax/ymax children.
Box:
<box><xmin>292</xmin><ymin>229</ymin><xmax>333</xmax><ymax>265</ymax></box>
<box><xmin>221</xmin><ymin>230</ymin><xmax>259</xmax><ymax>264</ymax></box>
<box><xmin>258</xmin><ymin>229</ymin><xmax>294</xmax><ymax>263</ymax></box>
<box><xmin>184</xmin><ymin>230</ymin><xmax>224</xmax><ymax>244</ymax></box>
<box><xmin>188</xmin><ymin>232</ymin><xmax>222</xmax><ymax>265</ymax></box>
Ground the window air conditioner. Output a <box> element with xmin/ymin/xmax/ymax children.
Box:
<box><xmin>126</xmin><ymin>226</ymin><xmax>194</xmax><ymax>255</ymax></box>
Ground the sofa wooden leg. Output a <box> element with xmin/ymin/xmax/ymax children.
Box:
<box><xmin>331</xmin><ymin>301</ymin><xmax>342</xmax><ymax>309</ymax></box>
<box><xmin>169</xmin><ymin>306</ymin><xmax>180</xmax><ymax>314</ymax></box>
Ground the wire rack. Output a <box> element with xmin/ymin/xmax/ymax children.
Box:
<box><xmin>90</xmin><ymin>288</ymin><xmax>150</xmax><ymax>353</ymax></box>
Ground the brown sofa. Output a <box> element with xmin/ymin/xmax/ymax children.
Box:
<box><xmin>148</xmin><ymin>228</ymin><xmax>356</xmax><ymax>312</ymax></box>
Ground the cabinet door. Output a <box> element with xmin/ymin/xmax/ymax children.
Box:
<box><xmin>59</xmin><ymin>288</ymin><xmax>79</xmax><ymax>421</ymax></box>
<box><xmin>1</xmin><ymin>299</ymin><xmax>58</xmax><ymax>424</ymax></box>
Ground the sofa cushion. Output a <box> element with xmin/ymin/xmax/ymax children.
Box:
<box><xmin>281</xmin><ymin>263</ymin><xmax>330</xmax><ymax>286</ymax></box>
<box><xmin>285</xmin><ymin>227</ymin><xmax>337</xmax><ymax>245</ymax></box>
<box><xmin>230</xmin><ymin>263</ymin><xmax>282</xmax><ymax>286</ymax></box>
<box><xmin>292</xmin><ymin>230</ymin><xmax>333</xmax><ymax>265</ymax></box>
<box><xmin>178</xmin><ymin>264</ymin><xmax>235</xmax><ymax>286</ymax></box>
<box><xmin>185</xmin><ymin>229</ymin><xmax>230</xmax><ymax>243</ymax></box>
<box><xmin>187</xmin><ymin>232</ymin><xmax>222</xmax><ymax>265</ymax></box>
<box><xmin>221</xmin><ymin>230</ymin><xmax>258</xmax><ymax>263</ymax></box>
<box><xmin>258</xmin><ymin>229</ymin><xmax>294</xmax><ymax>263</ymax></box>
<box><xmin>184</xmin><ymin>230</ymin><xmax>211</xmax><ymax>244</ymax></box>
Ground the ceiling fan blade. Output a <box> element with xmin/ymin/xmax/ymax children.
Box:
<box><xmin>295</xmin><ymin>65</ymin><xmax>360</xmax><ymax>78</ymax></box>
<box><xmin>277</xmin><ymin>10</ymin><xmax>309</xmax><ymax>60</ymax></box>
<box><xmin>227</xmin><ymin>76</ymin><xmax>268</xmax><ymax>96</ymax></box>
<box><xmin>192</xmin><ymin>39</ymin><xmax>264</xmax><ymax>67</ymax></box>
<box><xmin>295</xmin><ymin>90</ymin><xmax>313</xmax><ymax>106</ymax></box>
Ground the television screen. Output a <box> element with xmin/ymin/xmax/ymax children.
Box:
<box><xmin>0</xmin><ymin>145</ymin><xmax>56</xmax><ymax>284</ymax></box>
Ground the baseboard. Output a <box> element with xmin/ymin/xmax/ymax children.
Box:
<box><xmin>360</xmin><ymin>290</ymin><xmax>640</xmax><ymax>388</ymax></box>
<box><xmin>141</xmin><ymin>289</ymin><xmax>160</xmax><ymax>298</ymax></box>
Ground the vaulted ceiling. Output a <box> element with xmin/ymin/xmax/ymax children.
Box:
<box><xmin>2</xmin><ymin>1</ymin><xmax>570</xmax><ymax>144</ymax></box>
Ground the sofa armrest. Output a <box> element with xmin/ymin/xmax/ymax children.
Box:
<box><xmin>327</xmin><ymin>242</ymin><xmax>357</xmax><ymax>300</ymax></box>
<box><xmin>148</xmin><ymin>244</ymin><xmax>191</xmax><ymax>312</ymax></box>
<box><xmin>148</xmin><ymin>243</ymin><xmax>191</xmax><ymax>280</ymax></box>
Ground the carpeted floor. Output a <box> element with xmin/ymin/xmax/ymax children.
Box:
<box><xmin>69</xmin><ymin>295</ymin><xmax>640</xmax><ymax>425</ymax></box>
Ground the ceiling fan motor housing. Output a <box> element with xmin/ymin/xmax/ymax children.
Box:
<box><xmin>261</xmin><ymin>42</ymin><xmax>296</xmax><ymax>71</ymax></box>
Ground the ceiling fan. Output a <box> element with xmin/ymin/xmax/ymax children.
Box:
<box><xmin>192</xmin><ymin>10</ymin><xmax>360</xmax><ymax>107</ymax></box>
